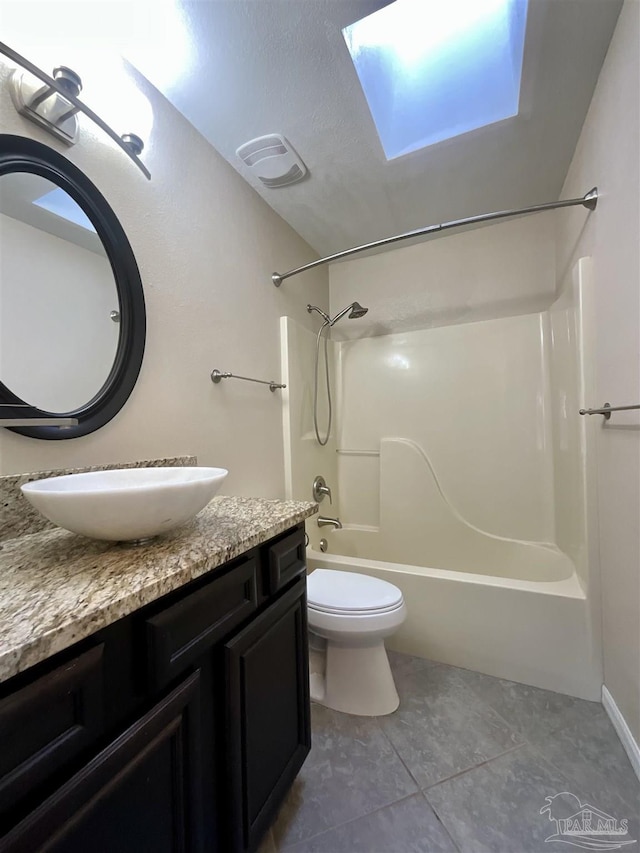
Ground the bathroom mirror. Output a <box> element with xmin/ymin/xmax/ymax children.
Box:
<box><xmin>0</xmin><ymin>134</ymin><xmax>146</xmax><ymax>439</ymax></box>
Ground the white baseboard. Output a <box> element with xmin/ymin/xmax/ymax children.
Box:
<box><xmin>602</xmin><ymin>685</ymin><xmax>640</xmax><ymax>781</ymax></box>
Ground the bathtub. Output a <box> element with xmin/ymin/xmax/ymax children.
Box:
<box><xmin>307</xmin><ymin>527</ymin><xmax>601</xmax><ymax>700</ymax></box>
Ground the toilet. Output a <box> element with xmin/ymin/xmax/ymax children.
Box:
<box><xmin>307</xmin><ymin>569</ymin><xmax>407</xmax><ymax>716</ymax></box>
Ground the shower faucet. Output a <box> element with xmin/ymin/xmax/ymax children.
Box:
<box><xmin>317</xmin><ymin>516</ymin><xmax>342</xmax><ymax>530</ymax></box>
<box><xmin>313</xmin><ymin>475</ymin><xmax>332</xmax><ymax>503</ymax></box>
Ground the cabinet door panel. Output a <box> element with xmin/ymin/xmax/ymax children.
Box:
<box><xmin>265</xmin><ymin>527</ymin><xmax>306</xmax><ymax>595</ymax></box>
<box><xmin>1</xmin><ymin>671</ymin><xmax>202</xmax><ymax>853</ymax></box>
<box><xmin>0</xmin><ymin>645</ymin><xmax>104</xmax><ymax>819</ymax></box>
<box><xmin>225</xmin><ymin>579</ymin><xmax>310</xmax><ymax>853</ymax></box>
<box><xmin>146</xmin><ymin>556</ymin><xmax>258</xmax><ymax>691</ymax></box>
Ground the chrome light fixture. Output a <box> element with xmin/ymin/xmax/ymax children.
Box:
<box><xmin>0</xmin><ymin>41</ymin><xmax>150</xmax><ymax>179</ymax></box>
<box><xmin>120</xmin><ymin>134</ymin><xmax>144</xmax><ymax>156</ymax></box>
<box><xmin>10</xmin><ymin>64</ymin><xmax>83</xmax><ymax>145</ymax></box>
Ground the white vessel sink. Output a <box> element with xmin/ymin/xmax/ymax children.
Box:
<box><xmin>21</xmin><ymin>466</ymin><xmax>228</xmax><ymax>543</ymax></box>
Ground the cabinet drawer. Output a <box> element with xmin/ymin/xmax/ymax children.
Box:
<box><xmin>146</xmin><ymin>556</ymin><xmax>258</xmax><ymax>691</ymax></box>
<box><xmin>1</xmin><ymin>671</ymin><xmax>202</xmax><ymax>853</ymax></box>
<box><xmin>265</xmin><ymin>527</ymin><xmax>306</xmax><ymax>595</ymax></box>
<box><xmin>0</xmin><ymin>645</ymin><xmax>104</xmax><ymax>816</ymax></box>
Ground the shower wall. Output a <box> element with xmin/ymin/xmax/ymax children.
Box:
<box><xmin>548</xmin><ymin>257</ymin><xmax>598</xmax><ymax>591</ymax></box>
<box><xmin>332</xmin><ymin>260</ymin><xmax>597</xmax><ymax>580</ymax></box>
<box><xmin>335</xmin><ymin>312</ymin><xmax>555</xmax><ymax>545</ymax></box>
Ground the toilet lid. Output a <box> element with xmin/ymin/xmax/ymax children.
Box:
<box><xmin>307</xmin><ymin>569</ymin><xmax>403</xmax><ymax>614</ymax></box>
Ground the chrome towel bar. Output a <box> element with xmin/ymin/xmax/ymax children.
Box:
<box><xmin>211</xmin><ymin>369</ymin><xmax>286</xmax><ymax>392</ymax></box>
<box><xmin>579</xmin><ymin>402</ymin><xmax>640</xmax><ymax>420</ymax></box>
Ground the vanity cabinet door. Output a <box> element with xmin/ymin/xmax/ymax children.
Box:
<box><xmin>264</xmin><ymin>526</ymin><xmax>306</xmax><ymax>595</ymax></box>
<box><xmin>1</xmin><ymin>671</ymin><xmax>203</xmax><ymax>853</ymax></box>
<box><xmin>0</xmin><ymin>645</ymin><xmax>104</xmax><ymax>823</ymax></box>
<box><xmin>145</xmin><ymin>555</ymin><xmax>258</xmax><ymax>692</ymax></box>
<box><xmin>224</xmin><ymin>578</ymin><xmax>311</xmax><ymax>853</ymax></box>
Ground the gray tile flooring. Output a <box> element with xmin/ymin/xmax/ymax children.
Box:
<box><xmin>260</xmin><ymin>651</ymin><xmax>640</xmax><ymax>853</ymax></box>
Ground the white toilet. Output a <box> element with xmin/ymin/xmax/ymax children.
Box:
<box><xmin>307</xmin><ymin>569</ymin><xmax>407</xmax><ymax>716</ymax></box>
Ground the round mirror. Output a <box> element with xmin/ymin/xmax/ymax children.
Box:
<box><xmin>0</xmin><ymin>135</ymin><xmax>145</xmax><ymax>439</ymax></box>
<box><xmin>1</xmin><ymin>173</ymin><xmax>121</xmax><ymax>412</ymax></box>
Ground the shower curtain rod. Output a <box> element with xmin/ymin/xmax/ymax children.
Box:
<box><xmin>271</xmin><ymin>187</ymin><xmax>598</xmax><ymax>286</ymax></box>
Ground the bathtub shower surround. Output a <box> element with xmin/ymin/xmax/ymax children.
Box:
<box><xmin>285</xmin><ymin>258</ymin><xmax>602</xmax><ymax>700</ymax></box>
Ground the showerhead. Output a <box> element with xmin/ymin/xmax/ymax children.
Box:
<box><xmin>308</xmin><ymin>301</ymin><xmax>369</xmax><ymax>327</ymax></box>
<box><xmin>329</xmin><ymin>301</ymin><xmax>369</xmax><ymax>326</ymax></box>
<box><xmin>348</xmin><ymin>301</ymin><xmax>368</xmax><ymax>319</ymax></box>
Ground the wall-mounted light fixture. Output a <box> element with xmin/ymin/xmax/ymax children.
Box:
<box><xmin>0</xmin><ymin>41</ymin><xmax>150</xmax><ymax>179</ymax></box>
<box><xmin>11</xmin><ymin>64</ymin><xmax>83</xmax><ymax>144</ymax></box>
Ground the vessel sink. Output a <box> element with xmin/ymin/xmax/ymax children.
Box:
<box><xmin>21</xmin><ymin>467</ymin><xmax>228</xmax><ymax>543</ymax></box>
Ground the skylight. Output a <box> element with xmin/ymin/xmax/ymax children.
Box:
<box><xmin>33</xmin><ymin>188</ymin><xmax>96</xmax><ymax>232</ymax></box>
<box><xmin>343</xmin><ymin>0</ymin><xmax>528</xmax><ymax>160</ymax></box>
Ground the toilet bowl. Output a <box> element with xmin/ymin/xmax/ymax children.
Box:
<box><xmin>307</xmin><ymin>569</ymin><xmax>406</xmax><ymax>716</ymax></box>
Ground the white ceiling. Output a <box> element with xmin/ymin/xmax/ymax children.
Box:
<box><xmin>132</xmin><ymin>0</ymin><xmax>622</xmax><ymax>258</ymax></box>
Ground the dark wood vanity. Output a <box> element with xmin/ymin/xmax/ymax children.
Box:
<box><xmin>0</xmin><ymin>522</ymin><xmax>310</xmax><ymax>853</ymax></box>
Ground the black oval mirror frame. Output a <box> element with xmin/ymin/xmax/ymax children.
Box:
<box><xmin>0</xmin><ymin>134</ymin><xmax>146</xmax><ymax>440</ymax></box>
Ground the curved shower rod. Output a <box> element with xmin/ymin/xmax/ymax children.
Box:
<box><xmin>271</xmin><ymin>187</ymin><xmax>598</xmax><ymax>286</ymax></box>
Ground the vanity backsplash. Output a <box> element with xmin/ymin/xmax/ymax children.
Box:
<box><xmin>0</xmin><ymin>456</ymin><xmax>197</xmax><ymax>542</ymax></box>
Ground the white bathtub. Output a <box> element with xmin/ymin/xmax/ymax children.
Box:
<box><xmin>307</xmin><ymin>528</ymin><xmax>602</xmax><ymax>700</ymax></box>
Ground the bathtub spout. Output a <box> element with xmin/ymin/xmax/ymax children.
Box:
<box><xmin>317</xmin><ymin>516</ymin><xmax>343</xmax><ymax>530</ymax></box>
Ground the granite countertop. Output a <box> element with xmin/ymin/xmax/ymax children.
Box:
<box><xmin>0</xmin><ymin>456</ymin><xmax>198</xmax><ymax>542</ymax></box>
<box><xmin>0</xmin><ymin>496</ymin><xmax>317</xmax><ymax>685</ymax></box>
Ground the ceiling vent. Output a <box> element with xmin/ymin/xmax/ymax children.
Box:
<box><xmin>236</xmin><ymin>134</ymin><xmax>308</xmax><ymax>188</ymax></box>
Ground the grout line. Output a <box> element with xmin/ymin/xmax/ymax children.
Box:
<box><xmin>377</xmin><ymin>670</ymin><xmax>528</xmax><ymax>793</ymax></box>
<box><xmin>373</xmin><ymin>713</ymin><xmax>423</xmax><ymax>791</ymax></box>
<box><xmin>287</xmin><ymin>653</ymin><xmax>637</xmax><ymax>851</ymax></box>
<box><xmin>433</xmin><ymin>663</ymin><xmax>531</xmax><ymax>744</ymax></box>
<box><xmin>275</xmin><ymin>711</ymin><xmax>424</xmax><ymax>850</ymax></box>
<box><xmin>278</xmin><ymin>792</ymin><xmax>434</xmax><ymax>851</ymax></box>
<box><xmin>421</xmin><ymin>742</ymin><xmax>528</xmax><ymax>792</ymax></box>
<box><xmin>417</xmin><ymin>791</ymin><xmax>462</xmax><ymax>853</ymax></box>
<box><xmin>276</xmin><ymin>734</ymin><xmax>525</xmax><ymax>852</ymax></box>
<box><xmin>524</xmin><ymin>735</ymin><xmax>640</xmax><ymax>819</ymax></box>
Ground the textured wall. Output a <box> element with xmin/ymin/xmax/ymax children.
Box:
<box><xmin>555</xmin><ymin>0</ymin><xmax>640</xmax><ymax>743</ymax></box>
<box><xmin>329</xmin><ymin>213</ymin><xmax>557</xmax><ymax>338</ymax></box>
<box><xmin>0</xmin><ymin>61</ymin><xmax>328</xmax><ymax>497</ymax></box>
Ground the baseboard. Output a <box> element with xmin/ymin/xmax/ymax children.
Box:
<box><xmin>602</xmin><ymin>685</ymin><xmax>640</xmax><ymax>781</ymax></box>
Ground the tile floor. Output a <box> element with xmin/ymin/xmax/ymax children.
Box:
<box><xmin>260</xmin><ymin>651</ymin><xmax>640</xmax><ymax>853</ymax></box>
